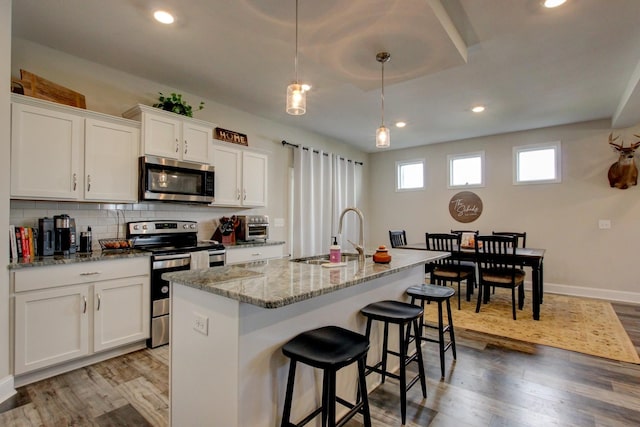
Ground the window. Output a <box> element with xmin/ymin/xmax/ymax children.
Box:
<box><xmin>513</xmin><ymin>141</ymin><xmax>561</xmax><ymax>184</ymax></box>
<box><xmin>396</xmin><ymin>159</ymin><xmax>425</xmax><ymax>191</ymax></box>
<box><xmin>448</xmin><ymin>151</ymin><xmax>485</xmax><ymax>188</ymax></box>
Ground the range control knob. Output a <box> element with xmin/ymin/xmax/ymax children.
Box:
<box><xmin>133</xmin><ymin>225</ymin><xmax>139</xmax><ymax>230</ymax></box>
<box><xmin>142</xmin><ymin>224</ymin><xmax>148</xmax><ymax>230</ymax></box>
<box><xmin>190</xmin><ymin>224</ymin><xmax>196</xmax><ymax>229</ymax></box>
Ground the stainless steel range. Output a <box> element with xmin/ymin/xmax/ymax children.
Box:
<box><xmin>127</xmin><ymin>220</ymin><xmax>226</xmax><ymax>348</ymax></box>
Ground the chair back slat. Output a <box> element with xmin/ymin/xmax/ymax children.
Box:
<box><xmin>491</xmin><ymin>231</ymin><xmax>527</xmax><ymax>248</ymax></box>
<box><xmin>475</xmin><ymin>235</ymin><xmax>518</xmax><ymax>272</ymax></box>
<box><xmin>389</xmin><ymin>230</ymin><xmax>407</xmax><ymax>248</ymax></box>
<box><xmin>426</xmin><ymin>233</ymin><xmax>461</xmax><ymax>267</ymax></box>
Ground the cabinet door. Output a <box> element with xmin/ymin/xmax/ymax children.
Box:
<box><xmin>14</xmin><ymin>285</ymin><xmax>90</xmax><ymax>375</ymax></box>
<box><xmin>84</xmin><ymin>118</ymin><xmax>139</xmax><ymax>202</ymax></box>
<box><xmin>211</xmin><ymin>145</ymin><xmax>242</xmax><ymax>206</ymax></box>
<box><xmin>242</xmin><ymin>151</ymin><xmax>268</xmax><ymax>206</ymax></box>
<box><xmin>93</xmin><ymin>276</ymin><xmax>150</xmax><ymax>352</ymax></box>
<box><xmin>11</xmin><ymin>103</ymin><xmax>82</xmax><ymax>200</ymax></box>
<box><xmin>142</xmin><ymin>112</ymin><xmax>181</xmax><ymax>159</ymax></box>
<box><xmin>182</xmin><ymin>122</ymin><xmax>210</xmax><ymax>163</ymax></box>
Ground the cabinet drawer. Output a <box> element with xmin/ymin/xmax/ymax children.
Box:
<box><xmin>13</xmin><ymin>257</ymin><xmax>150</xmax><ymax>293</ymax></box>
<box><xmin>226</xmin><ymin>245</ymin><xmax>283</xmax><ymax>265</ymax></box>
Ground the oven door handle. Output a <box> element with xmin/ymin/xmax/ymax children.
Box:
<box><xmin>154</xmin><ymin>253</ymin><xmax>191</xmax><ymax>261</ymax></box>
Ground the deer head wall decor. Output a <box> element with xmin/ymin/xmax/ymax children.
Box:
<box><xmin>607</xmin><ymin>133</ymin><xmax>640</xmax><ymax>189</ymax></box>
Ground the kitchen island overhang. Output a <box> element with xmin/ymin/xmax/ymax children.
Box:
<box><xmin>165</xmin><ymin>249</ymin><xmax>448</xmax><ymax>427</ymax></box>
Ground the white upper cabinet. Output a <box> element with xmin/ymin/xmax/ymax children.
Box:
<box><xmin>10</xmin><ymin>94</ymin><xmax>140</xmax><ymax>202</ymax></box>
<box><xmin>123</xmin><ymin>104</ymin><xmax>213</xmax><ymax>164</ymax></box>
<box><xmin>11</xmin><ymin>101</ymin><xmax>83</xmax><ymax>200</ymax></box>
<box><xmin>211</xmin><ymin>143</ymin><xmax>268</xmax><ymax>207</ymax></box>
<box><xmin>84</xmin><ymin>119</ymin><xmax>139</xmax><ymax>202</ymax></box>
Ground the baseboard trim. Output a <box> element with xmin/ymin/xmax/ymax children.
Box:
<box><xmin>0</xmin><ymin>375</ymin><xmax>16</xmax><ymax>405</ymax></box>
<box><xmin>543</xmin><ymin>282</ymin><xmax>640</xmax><ymax>304</ymax></box>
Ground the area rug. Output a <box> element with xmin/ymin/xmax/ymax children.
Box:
<box><xmin>423</xmin><ymin>288</ymin><xmax>640</xmax><ymax>364</ymax></box>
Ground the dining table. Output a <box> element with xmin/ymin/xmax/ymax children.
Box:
<box><xmin>399</xmin><ymin>242</ymin><xmax>546</xmax><ymax>320</ymax></box>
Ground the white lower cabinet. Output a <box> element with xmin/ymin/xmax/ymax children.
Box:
<box><xmin>14</xmin><ymin>285</ymin><xmax>90</xmax><ymax>375</ymax></box>
<box><xmin>93</xmin><ymin>277</ymin><xmax>149</xmax><ymax>353</ymax></box>
<box><xmin>225</xmin><ymin>244</ymin><xmax>283</xmax><ymax>265</ymax></box>
<box><xmin>12</xmin><ymin>258</ymin><xmax>150</xmax><ymax>376</ymax></box>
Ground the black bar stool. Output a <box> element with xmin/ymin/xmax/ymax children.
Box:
<box><xmin>406</xmin><ymin>283</ymin><xmax>457</xmax><ymax>379</ymax></box>
<box><xmin>360</xmin><ymin>300</ymin><xmax>427</xmax><ymax>425</ymax></box>
<box><xmin>280</xmin><ymin>326</ymin><xmax>372</xmax><ymax>427</ymax></box>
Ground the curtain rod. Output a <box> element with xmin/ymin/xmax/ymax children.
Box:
<box><xmin>281</xmin><ymin>140</ymin><xmax>364</xmax><ymax>165</ymax></box>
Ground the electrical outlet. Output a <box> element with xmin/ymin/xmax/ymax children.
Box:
<box><xmin>193</xmin><ymin>313</ymin><xmax>209</xmax><ymax>335</ymax></box>
<box><xmin>598</xmin><ymin>219</ymin><xmax>611</xmax><ymax>230</ymax></box>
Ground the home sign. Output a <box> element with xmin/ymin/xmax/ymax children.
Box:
<box><xmin>449</xmin><ymin>191</ymin><xmax>483</xmax><ymax>223</ymax></box>
<box><xmin>214</xmin><ymin>127</ymin><xmax>248</xmax><ymax>146</ymax></box>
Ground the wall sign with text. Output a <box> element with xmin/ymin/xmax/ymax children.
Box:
<box><xmin>214</xmin><ymin>127</ymin><xmax>248</xmax><ymax>146</ymax></box>
<box><xmin>449</xmin><ymin>191</ymin><xmax>483</xmax><ymax>223</ymax></box>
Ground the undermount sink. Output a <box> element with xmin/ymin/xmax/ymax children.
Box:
<box><xmin>290</xmin><ymin>253</ymin><xmax>371</xmax><ymax>264</ymax></box>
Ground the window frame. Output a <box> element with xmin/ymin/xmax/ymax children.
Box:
<box><xmin>395</xmin><ymin>158</ymin><xmax>425</xmax><ymax>192</ymax></box>
<box><xmin>513</xmin><ymin>141</ymin><xmax>562</xmax><ymax>185</ymax></box>
<box><xmin>447</xmin><ymin>151</ymin><xmax>485</xmax><ymax>189</ymax></box>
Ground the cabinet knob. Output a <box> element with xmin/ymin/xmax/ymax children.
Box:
<box><xmin>96</xmin><ymin>294</ymin><xmax>101</xmax><ymax>311</ymax></box>
<box><xmin>82</xmin><ymin>296</ymin><xmax>87</xmax><ymax>314</ymax></box>
<box><xmin>73</xmin><ymin>173</ymin><xmax>77</xmax><ymax>191</ymax></box>
<box><xmin>87</xmin><ymin>174</ymin><xmax>91</xmax><ymax>192</ymax></box>
<box><xmin>243</xmin><ymin>188</ymin><xmax>247</xmax><ymax>200</ymax></box>
<box><xmin>237</xmin><ymin>188</ymin><xmax>241</xmax><ymax>200</ymax></box>
<box><xmin>184</xmin><ymin>140</ymin><xmax>188</xmax><ymax>154</ymax></box>
<box><xmin>175</xmin><ymin>138</ymin><xmax>179</xmax><ymax>153</ymax></box>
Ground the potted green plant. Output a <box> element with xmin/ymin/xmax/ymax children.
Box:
<box><xmin>153</xmin><ymin>92</ymin><xmax>204</xmax><ymax>117</ymax></box>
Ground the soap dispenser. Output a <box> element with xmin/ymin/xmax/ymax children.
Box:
<box><xmin>329</xmin><ymin>236</ymin><xmax>341</xmax><ymax>263</ymax></box>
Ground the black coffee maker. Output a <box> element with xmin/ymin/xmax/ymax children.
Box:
<box><xmin>54</xmin><ymin>214</ymin><xmax>77</xmax><ymax>255</ymax></box>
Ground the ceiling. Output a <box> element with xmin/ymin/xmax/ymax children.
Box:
<box><xmin>11</xmin><ymin>0</ymin><xmax>640</xmax><ymax>153</ymax></box>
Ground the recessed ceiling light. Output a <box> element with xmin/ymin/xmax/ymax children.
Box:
<box><xmin>395</xmin><ymin>121</ymin><xmax>407</xmax><ymax>128</ymax></box>
<box><xmin>153</xmin><ymin>10</ymin><xmax>175</xmax><ymax>24</ymax></box>
<box><xmin>543</xmin><ymin>0</ymin><xmax>567</xmax><ymax>8</ymax></box>
<box><xmin>471</xmin><ymin>105</ymin><xmax>486</xmax><ymax>113</ymax></box>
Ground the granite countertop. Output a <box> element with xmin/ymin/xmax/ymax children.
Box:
<box><xmin>224</xmin><ymin>240</ymin><xmax>285</xmax><ymax>249</ymax></box>
<box><xmin>7</xmin><ymin>249</ymin><xmax>151</xmax><ymax>269</ymax></box>
<box><xmin>163</xmin><ymin>249</ymin><xmax>449</xmax><ymax>309</ymax></box>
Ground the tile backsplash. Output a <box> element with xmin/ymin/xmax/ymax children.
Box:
<box><xmin>10</xmin><ymin>200</ymin><xmax>249</xmax><ymax>252</ymax></box>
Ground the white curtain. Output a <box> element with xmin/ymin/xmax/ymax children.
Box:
<box><xmin>292</xmin><ymin>147</ymin><xmax>363</xmax><ymax>258</ymax></box>
<box><xmin>332</xmin><ymin>155</ymin><xmax>362</xmax><ymax>251</ymax></box>
<box><xmin>292</xmin><ymin>147</ymin><xmax>333</xmax><ymax>258</ymax></box>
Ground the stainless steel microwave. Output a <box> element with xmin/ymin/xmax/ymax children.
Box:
<box><xmin>139</xmin><ymin>156</ymin><xmax>215</xmax><ymax>203</ymax></box>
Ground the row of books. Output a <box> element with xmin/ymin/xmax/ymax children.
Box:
<box><xmin>9</xmin><ymin>225</ymin><xmax>38</xmax><ymax>261</ymax></box>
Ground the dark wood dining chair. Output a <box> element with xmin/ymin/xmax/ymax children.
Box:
<box><xmin>425</xmin><ymin>233</ymin><xmax>475</xmax><ymax>310</ymax></box>
<box><xmin>474</xmin><ymin>235</ymin><xmax>525</xmax><ymax>320</ymax></box>
<box><xmin>389</xmin><ymin>230</ymin><xmax>407</xmax><ymax>248</ymax></box>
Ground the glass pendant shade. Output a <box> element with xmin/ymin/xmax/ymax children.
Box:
<box><xmin>376</xmin><ymin>125</ymin><xmax>390</xmax><ymax>148</ymax></box>
<box><xmin>286</xmin><ymin>83</ymin><xmax>306</xmax><ymax>115</ymax></box>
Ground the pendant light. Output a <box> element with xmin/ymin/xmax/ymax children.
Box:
<box><xmin>286</xmin><ymin>0</ymin><xmax>306</xmax><ymax>115</ymax></box>
<box><xmin>376</xmin><ymin>52</ymin><xmax>391</xmax><ymax>148</ymax></box>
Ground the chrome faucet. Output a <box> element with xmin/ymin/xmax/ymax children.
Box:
<box><xmin>338</xmin><ymin>207</ymin><xmax>365</xmax><ymax>264</ymax></box>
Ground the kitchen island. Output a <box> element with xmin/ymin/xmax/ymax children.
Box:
<box><xmin>164</xmin><ymin>249</ymin><xmax>448</xmax><ymax>427</ymax></box>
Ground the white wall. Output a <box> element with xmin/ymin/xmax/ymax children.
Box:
<box><xmin>0</xmin><ymin>0</ymin><xmax>14</xmax><ymax>403</ymax></box>
<box><xmin>368</xmin><ymin>119</ymin><xmax>640</xmax><ymax>301</ymax></box>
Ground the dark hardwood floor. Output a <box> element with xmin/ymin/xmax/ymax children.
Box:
<box><xmin>1</xmin><ymin>302</ymin><xmax>639</xmax><ymax>426</ymax></box>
